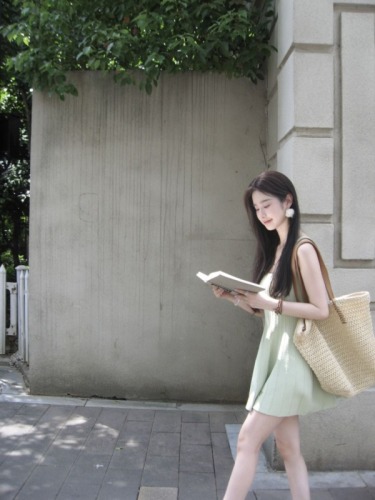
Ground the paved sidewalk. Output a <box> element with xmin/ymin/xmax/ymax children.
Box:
<box><xmin>0</xmin><ymin>357</ymin><xmax>374</xmax><ymax>500</ymax></box>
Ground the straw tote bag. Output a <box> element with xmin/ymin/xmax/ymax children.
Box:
<box><xmin>292</xmin><ymin>237</ymin><xmax>375</xmax><ymax>398</ymax></box>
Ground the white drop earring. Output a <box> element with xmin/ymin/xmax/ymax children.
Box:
<box><xmin>285</xmin><ymin>208</ymin><xmax>295</xmax><ymax>218</ymax></box>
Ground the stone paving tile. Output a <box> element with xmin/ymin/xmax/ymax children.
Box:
<box><xmin>40</xmin><ymin>445</ymin><xmax>82</xmax><ymax>466</ymax></box>
<box><xmin>152</xmin><ymin>411</ymin><xmax>181</xmax><ymax>433</ymax></box>
<box><xmin>80</xmin><ymin>408</ymin><xmax>125</xmax><ymax>456</ymax></box>
<box><xmin>17</xmin><ymin>429</ymin><xmax>62</xmax><ymax>456</ymax></box>
<box><xmin>309</xmin><ymin>471</ymin><xmax>366</xmax><ymax>488</ymax></box>
<box><xmin>56</xmin><ymin>479</ymin><xmax>102</xmax><ymax>499</ymax></box>
<box><xmin>0</xmin><ymin>462</ymin><xmax>35</xmax><ymax>498</ymax></box>
<box><xmin>209</xmin><ymin>411</ymin><xmax>238</xmax><ymax>432</ymax></box>
<box><xmin>0</xmin><ymin>419</ymin><xmax>35</xmax><ymax>443</ymax></box>
<box><xmin>0</xmin><ymin>484</ymin><xmax>22</xmax><ymax>500</ymax></box>
<box><xmin>181</xmin><ymin>411</ymin><xmax>209</xmax><ymax>423</ymax></box>
<box><xmin>329</xmin><ymin>487</ymin><xmax>375</xmax><ymax>499</ymax></box>
<box><xmin>148</xmin><ymin>432</ymin><xmax>180</xmax><ymax>457</ymax></box>
<box><xmin>127</xmin><ymin>409</ymin><xmax>155</xmax><ymax>422</ymax></box>
<box><xmin>218</xmin><ymin>489</ymin><xmax>256</xmax><ymax>499</ymax></box>
<box><xmin>49</xmin><ymin>428</ymin><xmax>88</xmax><ymax>448</ymax></box>
<box><xmin>1</xmin><ymin>449</ymin><xmax>45</xmax><ymax>467</ymax></box>
<box><xmin>179</xmin><ymin>471</ymin><xmax>217</xmax><ymax>500</ymax></box>
<box><xmin>0</xmin><ymin>430</ymin><xmax>51</xmax><ymax>466</ymax></box>
<box><xmin>97</xmin><ymin>468</ymin><xmax>142</xmax><ymax>500</ymax></box>
<box><xmin>311</xmin><ymin>491</ymin><xmax>335</xmax><ymax>500</ymax></box>
<box><xmin>141</xmin><ymin>455</ymin><xmax>179</xmax><ymax>487</ymax></box>
<box><xmin>212</xmin><ymin>431</ymin><xmax>232</xmax><ymax>448</ymax></box>
<box><xmin>2</xmin><ymin>412</ymin><xmax>41</xmax><ymax>426</ymax></box>
<box><xmin>180</xmin><ymin>443</ymin><xmax>214</xmax><ymax>473</ymax></box>
<box><xmin>0</xmin><ymin>397</ymin><xmax>374</xmax><ymax>500</ymax></box>
<box><xmin>66</xmin><ymin>405</ymin><xmax>102</xmax><ymax>426</ymax></box>
<box><xmin>212</xmin><ymin>442</ymin><xmax>235</xmax><ymax>472</ymax></box>
<box><xmin>253</xmin><ymin>490</ymin><xmax>291</xmax><ymax>500</ymax></box>
<box><xmin>0</xmin><ymin>418</ymin><xmax>53</xmax><ymax>463</ymax></box>
<box><xmin>360</xmin><ymin>472</ymin><xmax>375</xmax><ymax>487</ymax></box>
<box><xmin>15</xmin><ymin>464</ymin><xmax>72</xmax><ymax>499</ymax></box>
<box><xmin>34</xmin><ymin>404</ymin><xmax>76</xmax><ymax>431</ymax></box>
<box><xmin>16</xmin><ymin>403</ymin><xmax>49</xmax><ymax>416</ymax></box>
<box><xmin>215</xmin><ymin>467</ymin><xmax>232</xmax><ymax>493</ymax></box>
<box><xmin>109</xmin><ymin>442</ymin><xmax>148</xmax><ymax>470</ymax></box>
<box><xmin>181</xmin><ymin>422</ymin><xmax>211</xmax><ymax>445</ymax></box>
<box><xmin>83</xmin><ymin>425</ymin><xmax>119</xmax><ymax>455</ymax></box>
<box><xmin>74</xmin><ymin>451</ymin><xmax>112</xmax><ymax>469</ymax></box>
<box><xmin>138</xmin><ymin>486</ymin><xmax>178</xmax><ymax>500</ymax></box>
<box><xmin>116</xmin><ymin>433</ymin><xmax>151</xmax><ymax>450</ymax></box>
<box><xmin>66</xmin><ymin>453</ymin><xmax>111</xmax><ymax>484</ymax></box>
<box><xmin>252</xmin><ymin>471</ymin><xmax>290</xmax><ymax>490</ymax></box>
<box><xmin>0</xmin><ymin>403</ymin><xmax>23</xmax><ymax>418</ymax></box>
<box><xmin>119</xmin><ymin>419</ymin><xmax>154</xmax><ymax>437</ymax></box>
<box><xmin>245</xmin><ymin>492</ymin><xmax>257</xmax><ymax>500</ymax></box>
<box><xmin>96</xmin><ymin>407</ymin><xmax>128</xmax><ymax>428</ymax></box>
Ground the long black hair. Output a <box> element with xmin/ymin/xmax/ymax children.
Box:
<box><xmin>244</xmin><ymin>170</ymin><xmax>301</xmax><ymax>298</ymax></box>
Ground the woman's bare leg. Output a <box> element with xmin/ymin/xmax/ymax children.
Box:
<box><xmin>223</xmin><ymin>411</ymin><xmax>283</xmax><ymax>500</ymax></box>
<box><xmin>274</xmin><ymin>416</ymin><xmax>310</xmax><ymax>500</ymax></box>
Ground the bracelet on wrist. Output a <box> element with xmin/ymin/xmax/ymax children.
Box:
<box><xmin>274</xmin><ymin>298</ymin><xmax>283</xmax><ymax>315</ymax></box>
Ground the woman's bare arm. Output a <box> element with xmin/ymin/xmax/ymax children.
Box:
<box><xmin>239</xmin><ymin>243</ymin><xmax>329</xmax><ymax>320</ymax></box>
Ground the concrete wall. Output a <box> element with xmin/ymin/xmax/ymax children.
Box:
<box><xmin>265</xmin><ymin>0</ymin><xmax>375</xmax><ymax>470</ymax></box>
<box><xmin>29</xmin><ymin>72</ymin><xmax>267</xmax><ymax>402</ymax></box>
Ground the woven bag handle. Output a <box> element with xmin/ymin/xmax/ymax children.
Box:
<box><xmin>291</xmin><ymin>237</ymin><xmax>346</xmax><ymax>323</ymax></box>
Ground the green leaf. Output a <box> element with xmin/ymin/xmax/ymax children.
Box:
<box><xmin>1</xmin><ymin>0</ymin><xmax>276</xmax><ymax>97</ymax></box>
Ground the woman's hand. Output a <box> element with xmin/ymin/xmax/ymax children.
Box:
<box><xmin>212</xmin><ymin>286</ymin><xmax>263</xmax><ymax>316</ymax></box>
<box><xmin>235</xmin><ymin>289</ymin><xmax>278</xmax><ymax>312</ymax></box>
<box><xmin>211</xmin><ymin>285</ymin><xmax>233</xmax><ymax>301</ymax></box>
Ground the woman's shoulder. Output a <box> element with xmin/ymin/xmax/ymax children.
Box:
<box><xmin>295</xmin><ymin>234</ymin><xmax>321</xmax><ymax>265</ymax></box>
<box><xmin>296</xmin><ymin>235</ymin><xmax>315</xmax><ymax>250</ymax></box>
<box><xmin>296</xmin><ymin>233</ymin><xmax>317</xmax><ymax>249</ymax></box>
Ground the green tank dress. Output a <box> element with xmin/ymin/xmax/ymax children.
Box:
<box><xmin>246</xmin><ymin>273</ymin><xmax>339</xmax><ymax>416</ymax></box>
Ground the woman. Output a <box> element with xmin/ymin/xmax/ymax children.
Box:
<box><xmin>212</xmin><ymin>171</ymin><xmax>338</xmax><ymax>500</ymax></box>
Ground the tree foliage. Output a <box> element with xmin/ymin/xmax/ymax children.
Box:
<box><xmin>2</xmin><ymin>0</ymin><xmax>276</xmax><ymax>99</ymax></box>
<box><xmin>1</xmin><ymin>0</ymin><xmax>31</xmax><ymax>277</ymax></box>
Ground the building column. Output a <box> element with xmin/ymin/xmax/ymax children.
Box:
<box><xmin>265</xmin><ymin>0</ymin><xmax>375</xmax><ymax>470</ymax></box>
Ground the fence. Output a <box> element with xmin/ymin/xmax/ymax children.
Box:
<box><xmin>0</xmin><ymin>265</ymin><xmax>29</xmax><ymax>363</ymax></box>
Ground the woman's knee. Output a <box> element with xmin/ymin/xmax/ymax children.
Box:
<box><xmin>275</xmin><ymin>436</ymin><xmax>301</xmax><ymax>462</ymax></box>
<box><xmin>237</xmin><ymin>424</ymin><xmax>262</xmax><ymax>455</ymax></box>
<box><xmin>274</xmin><ymin>416</ymin><xmax>302</xmax><ymax>462</ymax></box>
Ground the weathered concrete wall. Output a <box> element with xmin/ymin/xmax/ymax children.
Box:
<box><xmin>265</xmin><ymin>0</ymin><xmax>375</xmax><ymax>470</ymax></box>
<box><xmin>29</xmin><ymin>72</ymin><xmax>267</xmax><ymax>402</ymax></box>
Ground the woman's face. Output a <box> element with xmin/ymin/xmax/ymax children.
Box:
<box><xmin>252</xmin><ymin>190</ymin><xmax>291</xmax><ymax>232</ymax></box>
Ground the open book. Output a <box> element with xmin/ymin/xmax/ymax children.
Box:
<box><xmin>196</xmin><ymin>271</ymin><xmax>264</xmax><ymax>293</ymax></box>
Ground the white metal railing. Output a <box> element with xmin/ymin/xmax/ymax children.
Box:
<box><xmin>0</xmin><ymin>265</ymin><xmax>29</xmax><ymax>362</ymax></box>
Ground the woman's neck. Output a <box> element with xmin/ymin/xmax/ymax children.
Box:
<box><xmin>276</xmin><ymin>222</ymin><xmax>289</xmax><ymax>247</ymax></box>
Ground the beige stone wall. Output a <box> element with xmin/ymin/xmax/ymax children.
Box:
<box><xmin>268</xmin><ymin>0</ymin><xmax>375</xmax><ymax>295</ymax></box>
<box><xmin>29</xmin><ymin>72</ymin><xmax>267</xmax><ymax>401</ymax></box>
<box><xmin>266</xmin><ymin>0</ymin><xmax>375</xmax><ymax>470</ymax></box>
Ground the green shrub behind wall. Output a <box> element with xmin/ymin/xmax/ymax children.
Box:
<box><xmin>3</xmin><ymin>0</ymin><xmax>276</xmax><ymax>98</ymax></box>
